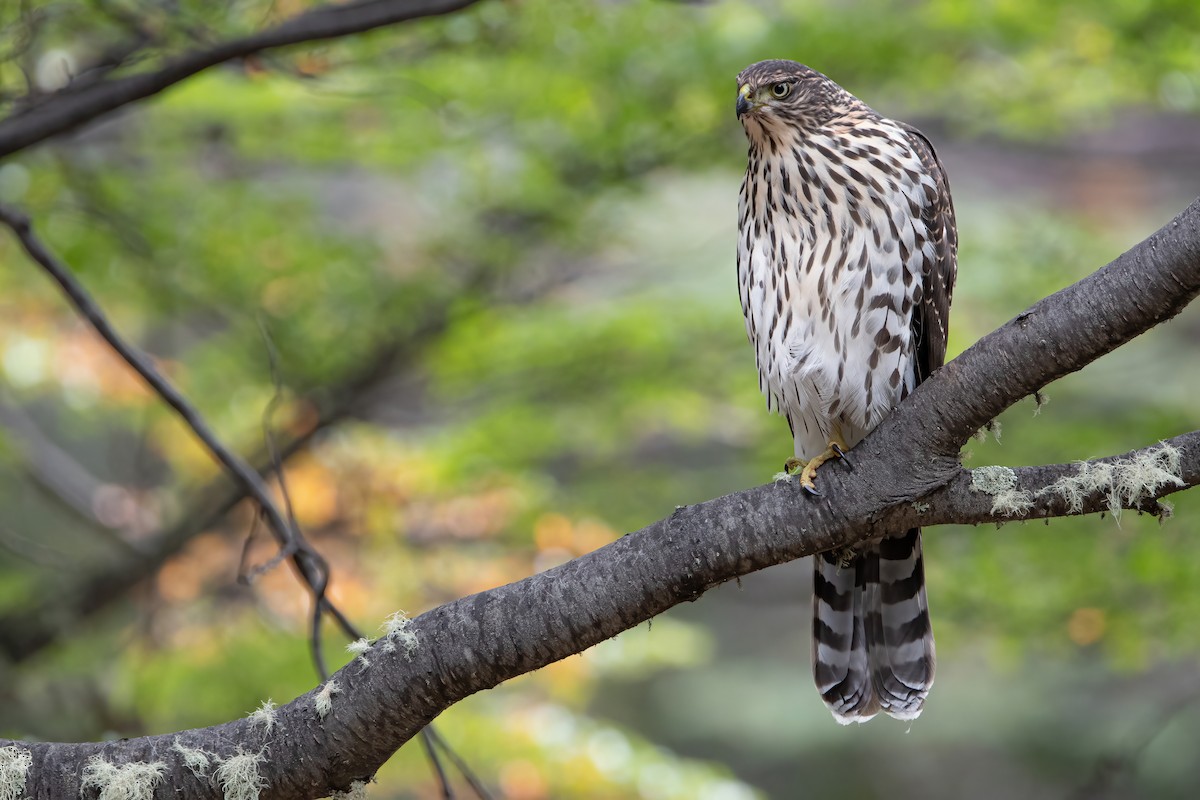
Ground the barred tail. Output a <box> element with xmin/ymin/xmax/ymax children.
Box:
<box><xmin>864</xmin><ymin>529</ymin><xmax>936</xmax><ymax>719</ymax></box>
<box><xmin>812</xmin><ymin>529</ymin><xmax>935</xmax><ymax>724</ymax></box>
<box><xmin>812</xmin><ymin>552</ymin><xmax>878</xmax><ymax>723</ymax></box>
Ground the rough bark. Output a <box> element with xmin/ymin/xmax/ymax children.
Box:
<box><xmin>0</xmin><ymin>199</ymin><xmax>1196</xmax><ymax>798</ymax></box>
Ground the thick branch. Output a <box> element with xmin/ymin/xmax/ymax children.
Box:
<box><xmin>2</xmin><ymin>202</ymin><xmax>1197</xmax><ymax>799</ymax></box>
<box><xmin>0</xmin><ymin>0</ymin><xmax>484</xmax><ymax>158</ymax></box>
<box><xmin>4</xmin><ymin>436</ymin><xmax>1196</xmax><ymax>798</ymax></box>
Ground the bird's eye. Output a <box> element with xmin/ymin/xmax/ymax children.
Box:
<box><xmin>771</xmin><ymin>82</ymin><xmax>791</xmax><ymax>98</ymax></box>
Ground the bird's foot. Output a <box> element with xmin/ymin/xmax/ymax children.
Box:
<box><xmin>792</xmin><ymin>436</ymin><xmax>853</xmax><ymax>496</ymax></box>
<box><xmin>830</xmin><ymin>441</ymin><xmax>853</xmax><ymax>469</ymax></box>
<box><xmin>783</xmin><ymin>457</ymin><xmax>808</xmax><ymax>474</ymax></box>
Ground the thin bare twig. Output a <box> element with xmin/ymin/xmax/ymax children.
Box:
<box><xmin>421</xmin><ymin>729</ymin><xmax>454</xmax><ymax>800</ymax></box>
<box><xmin>237</xmin><ymin>508</ymin><xmax>297</xmax><ymax>585</ymax></box>
<box><xmin>249</xmin><ymin>317</ymin><xmax>306</xmax><ymax>582</ymax></box>
<box><xmin>427</xmin><ymin>725</ymin><xmax>495</xmax><ymax>800</ymax></box>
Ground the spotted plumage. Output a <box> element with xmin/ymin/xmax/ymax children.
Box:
<box><xmin>735</xmin><ymin>60</ymin><xmax>957</xmax><ymax>723</ymax></box>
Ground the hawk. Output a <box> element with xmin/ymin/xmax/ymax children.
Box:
<box><xmin>735</xmin><ymin>60</ymin><xmax>957</xmax><ymax>723</ymax></box>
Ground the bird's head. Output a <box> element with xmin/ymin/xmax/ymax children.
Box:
<box><xmin>735</xmin><ymin>60</ymin><xmax>853</xmax><ymax>140</ymax></box>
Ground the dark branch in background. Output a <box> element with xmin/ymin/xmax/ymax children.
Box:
<box><xmin>421</xmin><ymin>732</ymin><xmax>453</xmax><ymax>800</ymax></box>
<box><xmin>426</xmin><ymin>726</ymin><xmax>496</xmax><ymax>800</ymax></box>
<box><xmin>0</xmin><ymin>0</ymin><xmax>486</xmax><ymax>158</ymax></box>
<box><xmin>0</xmin><ymin>194</ymin><xmax>1196</xmax><ymax>797</ymax></box>
<box><xmin>0</xmin><ymin>202</ymin><xmax>346</xmax><ymax>647</ymax></box>
<box><xmin>0</xmin><ymin>204</ymin><xmax>493</xmax><ymax>799</ymax></box>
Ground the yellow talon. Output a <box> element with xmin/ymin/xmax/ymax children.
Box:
<box><xmin>794</xmin><ymin>432</ymin><xmax>852</xmax><ymax>492</ymax></box>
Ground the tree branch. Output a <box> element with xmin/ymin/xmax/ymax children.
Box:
<box><xmin>1</xmin><ymin>199</ymin><xmax>1196</xmax><ymax>798</ymax></box>
<box><xmin>0</xmin><ymin>0</ymin><xmax>484</xmax><ymax>158</ymax></box>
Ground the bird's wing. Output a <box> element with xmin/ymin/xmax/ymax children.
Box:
<box><xmin>901</xmin><ymin>123</ymin><xmax>957</xmax><ymax>381</ymax></box>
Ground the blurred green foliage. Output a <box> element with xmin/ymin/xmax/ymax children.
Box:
<box><xmin>0</xmin><ymin>0</ymin><xmax>1199</xmax><ymax>797</ymax></box>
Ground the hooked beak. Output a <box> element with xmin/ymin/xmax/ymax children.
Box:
<box><xmin>736</xmin><ymin>83</ymin><xmax>755</xmax><ymax>118</ymax></box>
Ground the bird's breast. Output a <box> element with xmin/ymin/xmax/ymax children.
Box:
<box><xmin>737</xmin><ymin>130</ymin><xmax>934</xmax><ymax>435</ymax></box>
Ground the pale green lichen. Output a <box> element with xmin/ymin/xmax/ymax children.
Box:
<box><xmin>970</xmin><ymin>465</ymin><xmax>1033</xmax><ymax>516</ymax></box>
<box><xmin>342</xmin><ymin>613</ymin><xmax>421</xmax><ymax>667</ymax></box>
<box><xmin>1039</xmin><ymin>443</ymin><xmax>1183</xmax><ymax>522</ymax></box>
<box><xmin>380</xmin><ymin>611</ymin><xmax>419</xmax><ymax>658</ymax></box>
<box><xmin>328</xmin><ymin>780</ymin><xmax>370</xmax><ymax>799</ymax></box>
<box><xmin>0</xmin><ymin>746</ymin><xmax>31</xmax><ymax>800</ymax></box>
<box><xmin>973</xmin><ymin>420</ymin><xmax>1002</xmax><ymax>444</ymax></box>
<box><xmin>346</xmin><ymin>637</ymin><xmax>372</xmax><ymax>667</ymax></box>
<box><xmin>1033</xmin><ymin>391</ymin><xmax>1049</xmax><ymax>416</ymax></box>
<box><xmin>315</xmin><ymin>680</ymin><xmax>341</xmax><ymax>719</ymax></box>
<box><xmin>172</xmin><ymin>738</ymin><xmax>212</xmax><ymax>779</ymax></box>
<box><xmin>247</xmin><ymin>699</ymin><xmax>276</xmax><ymax>733</ymax></box>
<box><xmin>214</xmin><ymin>748</ymin><xmax>267</xmax><ymax>800</ymax></box>
<box><xmin>80</xmin><ymin>757</ymin><xmax>166</xmax><ymax>800</ymax></box>
<box><xmin>911</xmin><ymin>501</ymin><xmax>930</xmax><ymax>514</ymax></box>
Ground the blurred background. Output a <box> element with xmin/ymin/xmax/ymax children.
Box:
<box><xmin>1</xmin><ymin>1</ymin><xmax>1199</xmax><ymax>797</ymax></box>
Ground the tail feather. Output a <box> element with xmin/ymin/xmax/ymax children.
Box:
<box><xmin>812</xmin><ymin>529</ymin><xmax>935</xmax><ymax>724</ymax></box>
<box><xmin>812</xmin><ymin>553</ymin><xmax>878</xmax><ymax>724</ymax></box>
